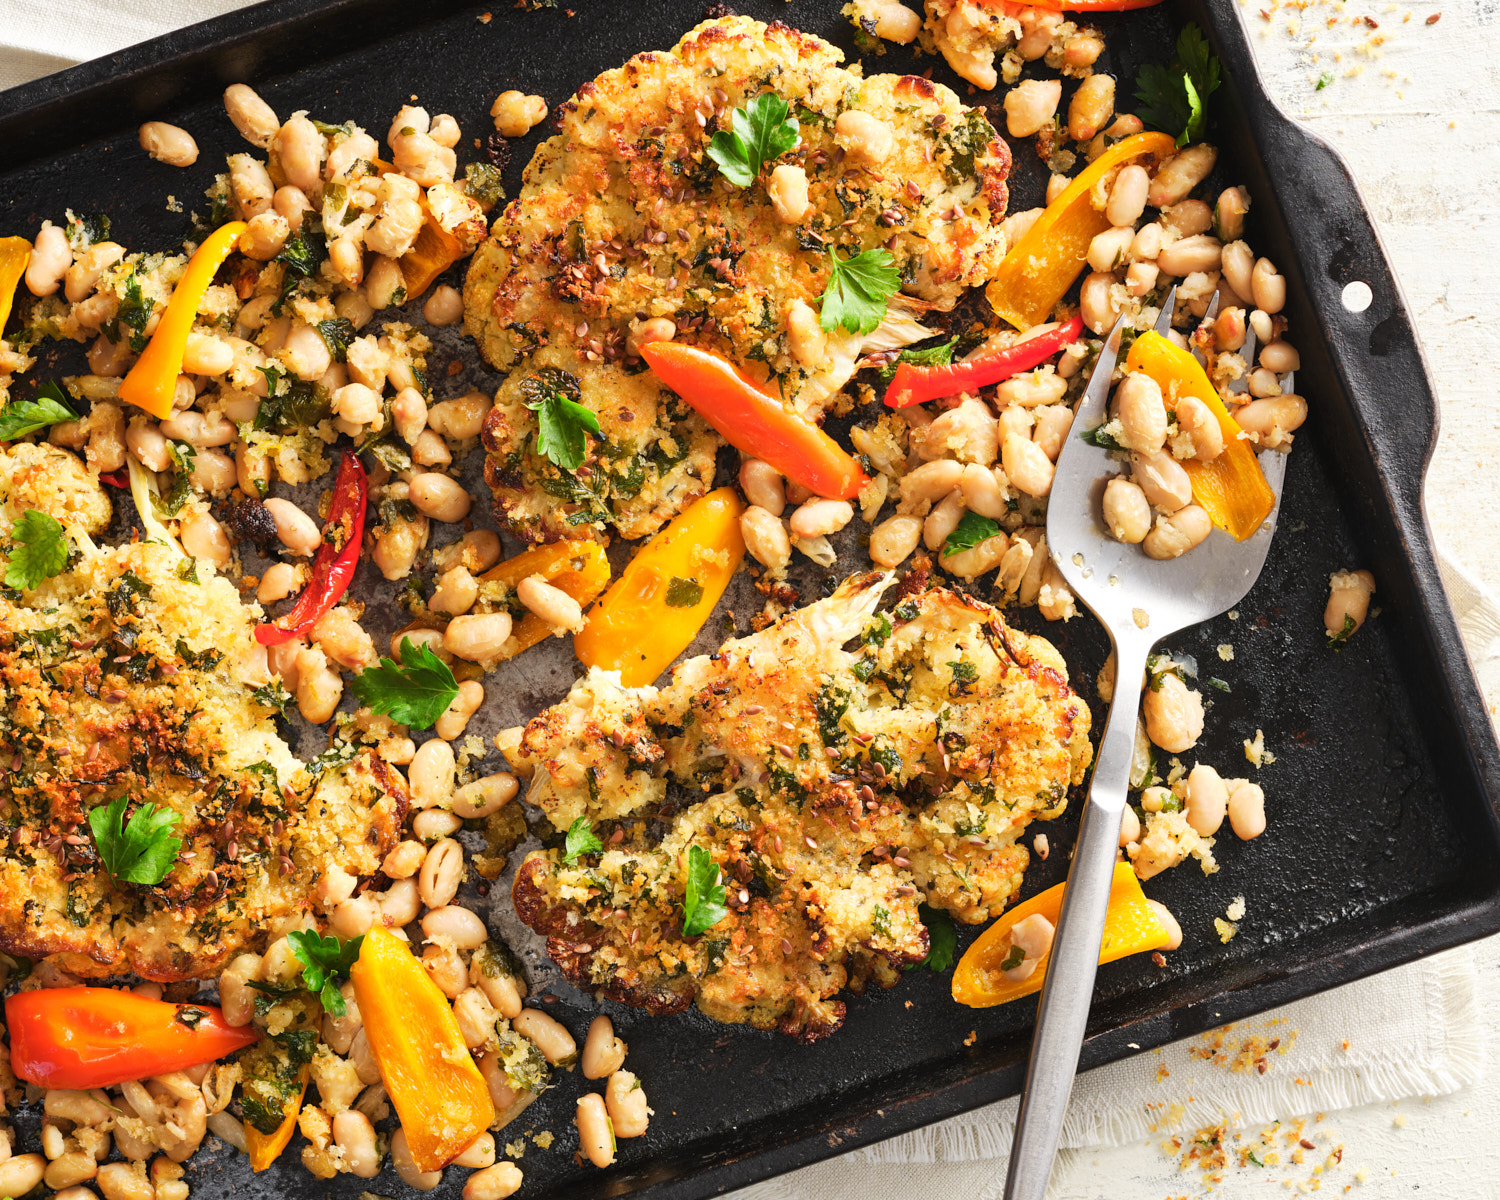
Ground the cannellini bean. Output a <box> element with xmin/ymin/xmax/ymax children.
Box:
<box><xmin>958</xmin><ymin>462</ymin><xmax>1007</xmax><ymax>519</ymax></box>
<box><xmin>453</xmin><ymin>987</ymin><xmax>498</xmax><ymax>1049</ymax></box>
<box><xmin>227</xmin><ymin>152</ymin><xmax>274</xmax><ymax>219</ymax></box>
<box><xmin>410</xmin><ymin>472</ymin><xmax>473</xmax><ymax>522</ymax></box>
<box><xmin>1251</xmin><ymin>258</ymin><xmax>1286</xmax><ymax>314</ymax></box>
<box><xmin>296</xmin><ymin>645</ymin><xmax>344</xmax><ymax>723</ymax></box>
<box><xmin>582</xmin><ymin>1015</ymin><xmax>627</xmax><ymax>1080</ymax></box>
<box><xmin>513</xmin><ymin>1008</ymin><xmax>577</xmax><ymax>1065</ymax></box>
<box><xmin>1004</xmin><ymin>79</ymin><xmax>1061</xmax><ymax>138</ymax></box>
<box><xmin>922</xmin><ymin>397</ymin><xmax>998</xmax><ymax>465</ymax></box>
<box><xmin>517</xmin><ymin>574</ymin><xmax>584</xmax><ymax>633</ymax></box>
<box><xmin>453</xmin><ymin>773</ymin><xmax>518</xmax><ymax>819</ymax></box>
<box><xmin>365</xmin><ymin>255</ymin><xmax>405</xmax><ymax>310</ymax></box>
<box><xmin>391</xmin><ymin>1127</ymin><xmax>443</xmax><ymax>1191</ymax></box>
<box><xmin>1227</xmin><ymin>782</ymin><xmax>1267</xmax><ymax>839</ymax></box>
<box><xmin>414</xmin><ymin>809</ymin><xmax>463</xmax><ymax>842</ymax></box>
<box><xmin>575</xmin><ymin>1094</ymin><xmax>615</xmax><ymax>1168</ymax></box>
<box><xmin>189</xmin><ymin>447</ymin><xmax>235</xmax><ymax>495</ymax></box>
<box><xmin>433</xmin><ymin>529</ymin><xmax>503</xmax><ymax>575</ymax></box>
<box><xmin>490</xmin><ymin>90</ymin><xmax>548</xmax><ymax>137</ymax></box>
<box><xmin>1156</xmin><ymin>233</ymin><xmax>1222</xmax><ymax>277</ymax></box>
<box><xmin>1125</xmin><ymin>261</ymin><xmax>1159</xmax><ymax>298</ymax></box>
<box><xmin>786</xmin><ymin>298</ymin><xmax>827</xmax><ymax>369</ymax></box>
<box><xmin>1184</xmin><ymin>764</ymin><xmax>1228</xmax><ymax>836</ymax></box>
<box><xmin>1000</xmin><ymin>207</ymin><xmax>1043</xmax><ymax>248</ymax></box>
<box><xmin>1148</xmin><ymin>144</ymin><xmax>1217</xmax><ymax>208</ymax></box>
<box><xmin>453</xmin><ymin>1133</ymin><xmax>496</xmax><ymax>1169</ymax></box>
<box><xmin>1119</xmin><ymin>805</ymin><xmax>1141</xmax><ymax>847</ymax></box>
<box><xmin>409</xmin><ymin>737</ymin><xmax>456</xmax><ymax>808</ymax></box>
<box><xmin>863</xmin><ymin>0</ymin><xmax>921</xmax><ymax>42</ymax></box>
<box><xmin>1173</xmin><ymin>394</ymin><xmax>1224</xmax><ymax>462</ymax></box>
<box><xmin>377</xmin><ymin>877</ymin><xmax>421</xmax><ymax>925</ymax></box>
<box><xmin>223</xmin><ymin>84</ymin><xmax>278</xmax><ymax>148</ymax></box>
<box><xmin>901</xmin><ymin>457</ymin><xmax>964</xmax><ymax>504</ymax></box>
<box><xmin>26</xmin><ymin>222</ymin><xmax>70</xmax><ymax>296</ymax></box>
<box><xmin>182</xmin><ymin>330</ymin><xmax>233</xmax><ymax>376</ymax></box>
<box><xmin>606</xmin><ymin>1070</ymin><xmax>651</xmax><ymax>1138</ymax></box>
<box><xmin>1063</xmin><ymin>29</ymin><xmax>1104</xmax><ymax>68</ymax></box>
<box><xmin>1114</xmin><ymin>372</ymin><xmax>1167</xmax><ymax>453</ymax></box>
<box><xmin>1067</xmin><ymin>73</ymin><xmax>1115</xmax><ymax>142</ymax></box>
<box><xmin>789</xmin><ymin>498</ymin><xmax>852</xmax><ymax>540</ymax></box>
<box><xmin>430</xmin><ymin>565</ymin><xmax>479</xmax><ymax>616</ymax></box>
<box><xmin>139</xmin><ymin>120</ymin><xmax>198</xmax><ymax>166</ymax></box>
<box><xmin>996</xmin><ymin>367</ymin><xmax>1068</xmax><ymax>410</ymax></box>
<box><xmin>1146</xmin><ymin>899</ymin><xmax>1183</xmax><ymax>950</ymax></box>
<box><xmin>427</xmin><ymin>392</ymin><xmax>492</xmax><ymax>441</ymax></box>
<box><xmin>868</xmin><ymin>514</ymin><xmax>922</xmax><ymax>569</ymax></box>
<box><xmin>65</xmin><ymin>241</ymin><xmax>125</xmax><ymax>303</ymax></box>
<box><xmin>273</xmin><ymin>184</ymin><xmax>312</xmax><ymax>231</ymax></box>
<box><xmin>1143</xmin><ymin>504</ymin><xmax>1212</xmax><ymax>560</ymax></box>
<box><xmin>1235</xmin><ymin>395</ymin><xmax>1307</xmax><ymax>449</ymax></box>
<box><xmin>1142</xmin><ymin>672</ymin><xmax>1204</xmax><ymax>753</ymax></box>
<box><xmin>237</xmin><ymin>211</ymin><xmax>289</xmax><ymax>261</ymax></box>
<box><xmin>767</xmin><ymin>164</ymin><xmax>810</xmax><ymax>224</ymax></box>
<box><xmin>332</xmin><ymin>1109</ymin><xmax>379</xmax><ymax>1179</ymax></box>
<box><xmin>1102</xmin><ymin>477</ymin><xmax>1151</xmax><ymax>544</ymax></box>
<box><xmin>421</xmin><ymin>905</ymin><xmax>488</xmax><ymax>949</ymax></box>
<box><xmin>1132</xmin><ymin>449</ymin><xmax>1193</xmax><ymax>513</ymax></box>
<box><xmin>740</xmin><ymin>505</ymin><xmax>792</xmax><ymax>572</ymax></box>
<box><xmin>1161</xmin><ymin>200</ymin><xmax>1213</xmax><ymax>238</ymax></box>
<box><xmin>2</xmin><ymin>1157</ymin><xmax>49</xmax><ymax>1198</ymax></box>
<box><xmin>1216</xmin><ymin>187</ymin><xmax>1250</xmax><ymax>242</ymax></box>
<box><xmin>464</xmin><ymin>1163</ymin><xmax>523</xmax><ymax>1200</ymax></box>
<box><xmin>126</xmin><ymin>418</ymin><xmax>171</xmax><ymax>472</ymax></box>
<box><xmin>738</xmin><ymin>459</ymin><xmax>785</xmax><ymax>516</ymax></box>
<box><xmin>1260</xmin><ymin>339</ymin><xmax>1300</xmax><ymax>374</ymax></box>
<box><xmin>1002</xmin><ymin>433</ymin><xmax>1054</xmax><ymax>498</ymax></box>
<box><xmin>1214</xmin><ymin>306</ymin><xmax>1247</xmax><ymax>352</ymax></box>
<box><xmin>1046</xmin><ymin>172</ymin><xmax>1069</xmax><ymax>204</ymax></box>
<box><xmin>922</xmin><ymin>489</ymin><xmax>967</xmax><ymax>551</ymax></box>
<box><xmin>1080</xmin><ymin>270</ymin><xmax>1123</xmax><ymax>335</ymax></box>
<box><xmin>392</xmin><ymin>387</ymin><xmax>428</xmax><ymax>444</ymax></box>
<box><xmin>263</xmin><ymin>497</ymin><xmax>321</xmax><ymax>556</ymax></box>
<box><xmin>1107</xmin><ymin>164</ymin><xmax>1150</xmax><ymax>227</ymax></box>
<box><xmin>1325</xmin><ymin>568</ymin><xmax>1376</xmax><ymax>640</ymax></box>
<box><xmin>1031</xmin><ymin>404</ymin><xmax>1073</xmax><ymax>462</ymax></box>
<box><xmin>1016</xmin><ymin>8</ymin><xmax>1062</xmax><ymax>59</ymax></box>
<box><xmin>160</xmin><ymin>407</ymin><xmax>234</xmax><ymax>446</ymax></box>
<box><xmin>471</xmin><ymin>957</ymin><xmax>524</xmax><ymax>1019</ymax></box>
<box><xmin>423</xmin><ymin>284</ymin><xmax>464</xmax><ymax>327</ymax></box>
<box><xmin>1087</xmin><ymin>226</ymin><xmax>1135</xmax><ymax>274</ymax></box>
<box><xmin>435</xmin><ymin>679</ymin><xmax>484</xmax><ymax>741</ymax></box>
<box><xmin>1002</xmin><ymin>913</ymin><xmax>1055</xmax><ymax>982</ymax></box>
<box><xmin>941</xmin><ymin>533</ymin><xmax>1009</xmax><ymax>580</ymax></box>
<box><xmin>1220</xmin><ymin>241</ymin><xmax>1254</xmax><ymax>300</ymax></box>
<box><xmin>383</xmin><ymin>840</ymin><xmax>426</xmax><ymax>881</ymax></box>
<box><xmin>626</xmin><ymin>316</ymin><xmax>675</xmax><ymax>356</ymax></box>
<box><xmin>180</xmin><ymin>511</ymin><xmax>232</xmax><ymax>568</ymax></box>
<box><xmin>1247</xmin><ymin>367</ymin><xmax>1281</xmax><ymax>398</ymax></box>
<box><xmin>835</xmin><ymin>109</ymin><xmax>894</xmax><ymax>164</ymax></box>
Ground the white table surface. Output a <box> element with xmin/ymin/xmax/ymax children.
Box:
<box><xmin>3</xmin><ymin>2</ymin><xmax>1498</xmax><ymax>1197</ymax></box>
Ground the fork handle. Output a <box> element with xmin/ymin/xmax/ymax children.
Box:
<box><xmin>1003</xmin><ymin>636</ymin><xmax>1150</xmax><ymax>1200</ymax></box>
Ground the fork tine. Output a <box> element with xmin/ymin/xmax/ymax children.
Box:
<box><xmin>1191</xmin><ymin>287</ymin><xmax>1224</xmax><ymax>368</ymax></box>
<box><xmin>1152</xmin><ymin>285</ymin><xmax>1178</xmax><ymax>336</ymax></box>
<box><xmin>1228</xmin><ymin>323</ymin><xmax>1258</xmax><ymax>397</ymax></box>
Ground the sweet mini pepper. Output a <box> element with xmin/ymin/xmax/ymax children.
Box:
<box><xmin>884</xmin><ymin>315</ymin><xmax>1084</xmax><ymax>408</ymax></box>
<box><xmin>574</xmin><ymin>487</ymin><xmax>745</xmax><ymax>686</ymax></box>
<box><xmin>244</xmin><ymin>1066</ymin><xmax>309</xmax><ymax>1172</ymax></box>
<box><xmin>640</xmin><ymin>342</ymin><xmax>866</xmax><ymax>499</ymax></box>
<box><xmin>0</xmin><ymin>236</ymin><xmax>31</xmax><ymax>338</ymax></box>
<box><xmin>119</xmin><ymin>220</ymin><xmax>246</xmax><ymax>419</ymax></box>
<box><xmin>986</xmin><ymin>132</ymin><xmax>1176</xmax><ymax>331</ymax></box>
<box><xmin>480</xmin><ymin>538</ymin><xmax>611</xmax><ymax>657</ymax></box>
<box><xmin>350</xmin><ymin>927</ymin><xmax>494</xmax><ymax>1171</ymax></box>
<box><xmin>1125</xmin><ymin>331</ymin><xmax>1274</xmax><ymax>541</ymax></box>
<box><xmin>4</xmin><ymin>988</ymin><xmax>259</xmax><ymax>1089</ymax></box>
<box><xmin>952</xmin><ymin>863</ymin><xmax>1171</xmax><ymax>1008</ymax></box>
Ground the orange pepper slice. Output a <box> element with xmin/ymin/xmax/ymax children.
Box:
<box><xmin>986</xmin><ymin>132</ymin><xmax>1177</xmax><ymax>331</ymax></box>
<box><xmin>0</xmin><ymin>236</ymin><xmax>31</xmax><ymax>338</ymax></box>
<box><xmin>399</xmin><ymin>189</ymin><xmax>466</xmax><ymax>301</ymax></box>
<box><xmin>952</xmin><ymin>863</ymin><xmax>1171</xmax><ymax>1008</ymax></box>
<box><xmin>640</xmin><ymin>342</ymin><xmax>867</xmax><ymax>500</ymax></box>
<box><xmin>350</xmin><ymin>927</ymin><xmax>494</xmax><ymax>1171</ymax></box>
<box><xmin>244</xmin><ymin>1065</ymin><xmax>309</xmax><ymax>1172</ymax></box>
<box><xmin>1125</xmin><ymin>331</ymin><xmax>1275</xmax><ymax>541</ymax></box>
<box><xmin>574</xmin><ymin>486</ymin><xmax>745</xmax><ymax>686</ymax></box>
<box><xmin>480</xmin><ymin>539</ymin><xmax>611</xmax><ymax>657</ymax></box>
<box><xmin>119</xmin><ymin>220</ymin><xmax>246</xmax><ymax>419</ymax></box>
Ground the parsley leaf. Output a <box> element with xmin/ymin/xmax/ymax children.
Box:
<box><xmin>88</xmin><ymin>796</ymin><xmax>182</xmax><ymax>886</ymax></box>
<box><xmin>999</xmin><ymin>943</ymin><xmax>1026</xmax><ymax>971</ymax></box>
<box><xmin>0</xmin><ymin>382</ymin><xmax>80</xmax><ymax>442</ymax></box>
<box><xmin>818</xmin><ymin>247</ymin><xmax>901</xmax><ymax>336</ymax></box>
<box><xmin>943</xmin><ymin>511</ymin><xmax>1001</xmax><ymax>559</ymax></box>
<box><xmin>914</xmin><ymin>904</ymin><xmax>956</xmax><ymax>973</ymax></box>
<box><xmin>563</xmin><ymin>816</ymin><xmax>603</xmax><ymax>864</ymax></box>
<box><xmin>1315</xmin><ymin>71</ymin><xmax>1334</xmax><ymax>91</ymax></box>
<box><xmin>1081</xmin><ymin>424</ymin><xmax>1125</xmax><ymax>451</ymax></box>
<box><xmin>5</xmin><ymin>509</ymin><xmax>70</xmax><ymax>590</ymax></box>
<box><xmin>664</xmin><ymin>576</ymin><xmax>704</xmax><ymax>608</ymax></box>
<box><xmin>350</xmin><ymin>636</ymin><xmax>461</xmax><ymax>729</ymax></box>
<box><xmin>682</xmin><ymin>844</ymin><xmax>729</xmax><ymax>936</ymax></box>
<box><xmin>877</xmin><ymin>337</ymin><xmax>959</xmax><ymax>382</ymax></box>
<box><xmin>1327</xmin><ymin>613</ymin><xmax>1356</xmax><ymax>650</ymax></box>
<box><xmin>706</xmin><ymin>93</ymin><xmax>800</xmax><ymax>188</ymax></box>
<box><xmin>1135</xmin><ymin>23</ymin><xmax>1222</xmax><ymax>148</ymax></box>
<box><xmin>316</xmin><ymin>318</ymin><xmax>357</xmax><ymax>362</ymax></box>
<box><xmin>526</xmin><ymin>389</ymin><xmax>601</xmax><ymax>471</ymax></box>
<box><xmin>286</xmin><ymin>929</ymin><xmax>363</xmax><ymax>1016</ymax></box>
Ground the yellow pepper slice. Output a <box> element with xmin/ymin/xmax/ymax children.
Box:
<box><xmin>349</xmin><ymin>927</ymin><xmax>494</xmax><ymax>1171</ymax></box>
<box><xmin>1125</xmin><ymin>331</ymin><xmax>1275</xmax><ymax>541</ymax></box>
<box><xmin>480</xmin><ymin>539</ymin><xmax>611</xmax><ymax>657</ymax></box>
<box><xmin>119</xmin><ymin>221</ymin><xmax>246</xmax><ymax>419</ymax></box>
<box><xmin>986</xmin><ymin>132</ymin><xmax>1177</xmax><ymax>331</ymax></box>
<box><xmin>400</xmin><ymin>191</ymin><xmax>466</xmax><ymax>302</ymax></box>
<box><xmin>244</xmin><ymin>1065</ymin><xmax>308</xmax><ymax>1172</ymax></box>
<box><xmin>0</xmin><ymin>237</ymin><xmax>31</xmax><ymax>339</ymax></box>
<box><xmin>573</xmin><ymin>487</ymin><xmax>745</xmax><ymax>687</ymax></box>
<box><xmin>952</xmin><ymin>862</ymin><xmax>1170</xmax><ymax>1008</ymax></box>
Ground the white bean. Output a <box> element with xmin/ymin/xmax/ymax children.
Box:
<box><xmin>421</xmin><ymin>905</ymin><xmax>488</xmax><ymax>949</ymax></box>
<box><xmin>835</xmin><ymin>109</ymin><xmax>894</xmax><ymax>165</ymax></box>
<box><xmin>391</xmin><ymin>1127</ymin><xmax>443</xmax><ymax>1191</ymax></box>
<box><xmin>1324</xmin><ymin>568</ymin><xmax>1375</xmax><ymax>639</ymax></box>
<box><xmin>901</xmin><ymin>458</ymin><xmax>964</xmax><ymax>504</ymax></box>
<box><xmin>428</xmin><ymin>393</ymin><xmax>492</xmax><ymax>441</ymax></box>
<box><xmin>223</xmin><ymin>84</ymin><xmax>278</xmax><ymax>149</ymax></box>
<box><xmin>922</xmin><ymin>489</ymin><xmax>967</xmax><ymax>551</ymax></box>
<box><xmin>430</xmin><ymin>565</ymin><xmax>479</xmax><ymax>616</ymax></box>
<box><xmin>1107</xmin><ymin>165</ymin><xmax>1150</xmax><ymax>227</ymax></box>
<box><xmin>1003</xmin><ymin>79</ymin><xmax>1061</xmax><ymax>138</ymax></box>
<box><xmin>1146</xmin><ymin>899</ymin><xmax>1183</xmax><ymax>950</ymax></box>
<box><xmin>958</xmin><ymin>462</ymin><xmax>1007</xmax><ymax>519</ymax></box>
<box><xmin>739</xmin><ymin>506</ymin><xmax>791</xmax><ymax>572</ymax></box>
<box><xmin>1001</xmin><ymin>432</ymin><xmax>1054</xmax><ymax>498</ymax></box>
<box><xmin>436</xmin><ymin>679</ymin><xmax>484</xmax><ymax>741</ymax></box>
<box><xmin>1131</xmin><ymin>450</ymin><xmax>1193</xmax><ymax>513</ymax></box>
<box><xmin>1251</xmin><ymin>258</ymin><xmax>1287</xmax><ymax>314</ymax></box>
<box><xmin>1087</xmin><ymin>226</ymin><xmax>1135</xmax><ymax>274</ymax></box>
<box><xmin>139</xmin><ymin>121</ymin><xmax>198</xmax><ymax>166</ymax></box>
<box><xmin>423</xmin><ymin>285</ymin><xmax>464</xmax><ymax>327</ymax></box>
<box><xmin>1119</xmin><ymin>805</ymin><xmax>1141</xmax><ymax>847</ymax></box>
<box><xmin>464</xmin><ymin>1163</ymin><xmax>523</xmax><ymax>1200</ymax></box>
<box><xmin>419</xmin><ymin>838</ymin><xmax>465</xmax><ymax>909</ymax></box>
<box><xmin>513</xmin><ymin>1008</ymin><xmax>577</xmax><ymax>1065</ymax></box>
<box><xmin>1142</xmin><ymin>673</ymin><xmax>1204</xmax><ymax>753</ymax></box>
<box><xmin>789</xmin><ymin>498</ymin><xmax>852</xmax><ymax>540</ymax></box>
<box><xmin>262</xmin><ymin>497</ymin><xmax>321</xmax><ymax>556</ymax></box>
<box><xmin>332</xmin><ymin>1109</ymin><xmax>380</xmax><ymax>1178</ymax></box>
<box><xmin>1080</xmin><ymin>270</ymin><xmax>1123</xmax><ymax>335</ymax></box>
<box><xmin>409</xmin><ymin>737</ymin><xmax>456</xmax><ymax>808</ymax></box>
<box><xmin>1114</xmin><ymin>373</ymin><xmax>1167</xmax><ymax>454</ymax></box>
<box><xmin>1156</xmin><ymin>234</ymin><xmax>1223</xmax><ymax>278</ymax></box>
<box><xmin>26</xmin><ymin>223</ymin><xmax>71</xmax><ymax>297</ymax></box>
<box><xmin>1067</xmin><ymin>73</ymin><xmax>1115</xmax><ymax>142</ymax></box>
<box><xmin>410</xmin><ymin>472</ymin><xmax>473</xmax><ymax>522</ymax></box>
<box><xmin>1235</xmin><ymin>395</ymin><xmax>1307</xmax><ymax>449</ymax></box>
<box><xmin>490</xmin><ymin>91</ymin><xmax>548</xmax><ymax>137</ymax></box>
<box><xmin>575</xmin><ymin>1093</ymin><xmax>616</xmax><ymax>1168</ymax></box>
<box><xmin>517</xmin><ymin>574</ymin><xmax>584</xmax><ymax>633</ymax></box>
<box><xmin>1227</xmin><ymin>782</ymin><xmax>1267</xmax><ymax>839</ymax></box>
<box><xmin>453</xmin><ymin>773</ymin><xmax>518</xmax><ymax>819</ymax></box>
<box><xmin>767</xmin><ymin>164</ymin><xmax>810</xmax><ymax>224</ymax></box>
<box><xmin>180</xmin><ymin>511</ymin><xmax>232</xmax><ymax>568</ymax></box>
<box><xmin>868</xmin><ymin>514</ymin><xmax>922</xmax><ymax>569</ymax></box>
<box><xmin>1184</xmin><ymin>764</ymin><xmax>1228</xmax><ymax>836</ymax></box>
<box><xmin>1102</xmin><ymin>477</ymin><xmax>1151</xmax><ymax>544</ymax></box>
<box><xmin>1143</xmin><ymin>504</ymin><xmax>1212</xmax><ymax>560</ymax></box>
<box><xmin>1148</xmin><ymin>144</ymin><xmax>1217</xmax><ymax>208</ymax></box>
<box><xmin>582</xmin><ymin>1016</ymin><xmax>628</xmax><ymax>1080</ymax></box>
<box><xmin>444</xmin><ymin>612</ymin><xmax>513</xmax><ymax>662</ymax></box>
<box><xmin>606</xmin><ymin>1070</ymin><xmax>651</xmax><ymax>1138</ymax></box>
<box><xmin>1173</xmin><ymin>395</ymin><xmax>1224</xmax><ymax>462</ymax></box>
<box><xmin>738</xmin><ymin>459</ymin><xmax>785</xmax><ymax>516</ymax></box>
<box><xmin>1259</xmin><ymin>340</ymin><xmax>1300</xmax><ymax>374</ymax></box>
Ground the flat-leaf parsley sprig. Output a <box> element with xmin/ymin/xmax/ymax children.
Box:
<box><xmin>287</xmin><ymin>929</ymin><xmax>363</xmax><ymax>1015</ymax></box>
<box><xmin>1135</xmin><ymin>23</ymin><xmax>1222</xmax><ymax>148</ymax></box>
<box><xmin>682</xmin><ymin>844</ymin><xmax>729</xmax><ymax>936</ymax></box>
<box><xmin>707</xmin><ymin>93</ymin><xmax>800</xmax><ymax>187</ymax></box>
<box><xmin>88</xmin><ymin>796</ymin><xmax>182</xmax><ymax>886</ymax></box>
<box><xmin>4</xmin><ymin>509</ymin><xmax>70</xmax><ymax>590</ymax></box>
<box><xmin>818</xmin><ymin>247</ymin><xmax>901</xmax><ymax>336</ymax></box>
<box><xmin>350</xmin><ymin>636</ymin><xmax>461</xmax><ymax>729</ymax></box>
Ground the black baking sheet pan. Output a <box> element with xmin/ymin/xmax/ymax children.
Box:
<box><xmin>3</xmin><ymin>2</ymin><xmax>1498</xmax><ymax>1198</ymax></box>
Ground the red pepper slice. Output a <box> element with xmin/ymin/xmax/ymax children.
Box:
<box><xmin>639</xmin><ymin>342</ymin><xmax>867</xmax><ymax>500</ymax></box>
<box><xmin>5</xmin><ymin>988</ymin><xmax>259</xmax><ymax>1090</ymax></box>
<box><xmin>256</xmin><ymin>450</ymin><xmax>367</xmax><ymax>646</ymax></box>
<box><xmin>883</xmin><ymin>316</ymin><xmax>1085</xmax><ymax>409</ymax></box>
<box><xmin>99</xmin><ymin>470</ymin><xmax>129</xmax><ymax>488</ymax></box>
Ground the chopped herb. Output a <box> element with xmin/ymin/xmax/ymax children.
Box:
<box><xmin>682</xmin><ymin>844</ymin><xmax>729</xmax><ymax>936</ymax></box>
<box><xmin>113</xmin><ymin>272</ymin><xmax>153</xmax><ymax>352</ymax></box>
<box><xmin>877</xmin><ymin>337</ymin><xmax>958</xmax><ymax>382</ymax></box>
<box><xmin>1135</xmin><ymin>23</ymin><xmax>1223</xmax><ymax>148</ymax></box>
<box><xmin>852</xmin><ymin>655</ymin><xmax>878</xmax><ymax>682</ymax></box>
<box><xmin>998</xmin><ymin>943</ymin><xmax>1026</xmax><ymax>971</ymax></box>
<box><xmin>665</xmin><ymin>576</ymin><xmax>704</xmax><ymax>608</ymax></box>
<box><xmin>563</xmin><ymin>816</ymin><xmax>603</xmax><ymax>864</ymax></box>
<box><xmin>913</xmin><ymin>904</ymin><xmax>956</xmax><ymax>973</ymax></box>
<box><xmin>862</xmin><ymin>613</ymin><xmax>892</xmax><ymax>646</ymax></box>
<box><xmin>88</xmin><ymin>796</ymin><xmax>182</xmax><ymax>886</ymax></box>
<box><xmin>871</xmin><ymin>904</ymin><xmax>892</xmax><ymax>938</ymax></box>
<box><xmin>1327</xmin><ymin>613</ymin><xmax>1356</xmax><ymax>650</ymax></box>
<box><xmin>286</xmin><ymin>929</ymin><xmax>363</xmax><ymax>1016</ymax></box>
<box><xmin>1158</xmin><ymin>794</ymin><xmax>1183</xmax><ymax>813</ymax></box>
<box><xmin>706</xmin><ymin>93</ymin><xmax>800</xmax><ymax>187</ymax></box>
<box><xmin>947</xmin><ymin>660</ymin><xmax>979</xmax><ymax>694</ymax></box>
<box><xmin>274</xmin><ymin>229</ymin><xmax>325</xmax><ymax>284</ymax></box>
<box><xmin>818</xmin><ymin>247</ymin><xmax>900</xmax><ymax>336</ymax></box>
<box><xmin>175</xmin><ymin>1005</ymin><xmax>209</xmax><ymax>1030</ymax></box>
<box><xmin>1081</xmin><ymin>424</ymin><xmax>1125</xmax><ymax>450</ymax></box>
<box><xmin>463</xmin><ymin>161</ymin><xmax>506</xmax><ymax>208</ymax></box>
<box><xmin>943</xmin><ymin>511</ymin><xmax>1001</xmax><ymax>559</ymax></box>
<box><xmin>252</xmin><ymin>679</ymin><xmax>294</xmax><ymax>716</ymax></box>
<box><xmin>350</xmin><ymin>636</ymin><xmax>461</xmax><ymax>729</ymax></box>
<box><xmin>0</xmin><ymin>381</ymin><xmax>79</xmax><ymax>441</ymax></box>
<box><xmin>316</xmin><ymin>318</ymin><xmax>357</xmax><ymax>362</ymax></box>
<box><xmin>67</xmin><ymin>212</ymin><xmax>112</xmax><ymax>247</ymax></box>
<box><xmin>176</xmin><ymin>558</ymin><xmax>200</xmax><ymax>584</ymax></box>
<box><xmin>1246</xmin><ymin>1150</ymin><xmax>1265</xmax><ymax>1167</ymax></box>
<box><xmin>1315</xmin><ymin>72</ymin><xmax>1334</xmax><ymax>91</ymax></box>
<box><xmin>5</xmin><ymin>509</ymin><xmax>69</xmax><ymax>590</ymax></box>
<box><xmin>1207</xmin><ymin>676</ymin><xmax>1231</xmax><ymax>692</ymax></box>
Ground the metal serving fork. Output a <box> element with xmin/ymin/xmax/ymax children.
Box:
<box><xmin>1003</xmin><ymin>288</ymin><xmax>1289</xmax><ymax>1200</ymax></box>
